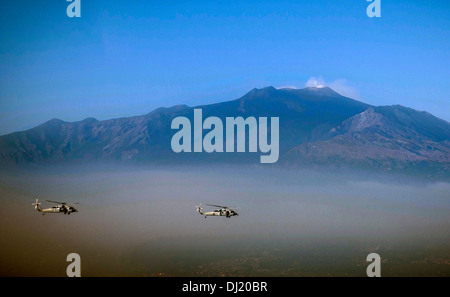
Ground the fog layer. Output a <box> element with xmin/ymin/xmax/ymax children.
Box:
<box><xmin>0</xmin><ymin>166</ymin><xmax>449</xmax><ymax>276</ymax></box>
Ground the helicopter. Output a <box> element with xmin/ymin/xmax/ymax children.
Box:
<box><xmin>195</xmin><ymin>204</ymin><xmax>239</xmax><ymax>218</ymax></box>
<box><xmin>32</xmin><ymin>199</ymin><xmax>79</xmax><ymax>215</ymax></box>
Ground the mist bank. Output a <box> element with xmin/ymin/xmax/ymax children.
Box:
<box><xmin>2</xmin><ymin>160</ymin><xmax>449</xmax><ymax>185</ymax></box>
<box><xmin>0</xmin><ymin>165</ymin><xmax>449</xmax><ymax>276</ymax></box>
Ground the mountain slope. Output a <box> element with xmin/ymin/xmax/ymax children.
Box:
<box><xmin>282</xmin><ymin>105</ymin><xmax>450</xmax><ymax>175</ymax></box>
<box><xmin>0</xmin><ymin>86</ymin><xmax>448</xmax><ymax>177</ymax></box>
<box><xmin>0</xmin><ymin>86</ymin><xmax>370</xmax><ymax>165</ymax></box>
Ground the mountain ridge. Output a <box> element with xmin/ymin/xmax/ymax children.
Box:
<box><xmin>0</xmin><ymin>86</ymin><xmax>448</xmax><ymax>177</ymax></box>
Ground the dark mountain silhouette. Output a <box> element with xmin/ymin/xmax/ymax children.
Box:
<box><xmin>0</xmin><ymin>86</ymin><xmax>448</xmax><ymax>176</ymax></box>
<box><xmin>282</xmin><ymin>104</ymin><xmax>450</xmax><ymax>176</ymax></box>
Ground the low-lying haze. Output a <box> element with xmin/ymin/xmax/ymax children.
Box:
<box><xmin>0</xmin><ymin>165</ymin><xmax>449</xmax><ymax>276</ymax></box>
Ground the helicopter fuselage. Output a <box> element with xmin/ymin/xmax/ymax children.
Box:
<box><xmin>40</xmin><ymin>206</ymin><xmax>63</xmax><ymax>213</ymax></box>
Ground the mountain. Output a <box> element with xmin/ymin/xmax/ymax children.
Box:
<box><xmin>0</xmin><ymin>86</ymin><xmax>449</xmax><ymax>176</ymax></box>
<box><xmin>282</xmin><ymin>105</ymin><xmax>450</xmax><ymax>176</ymax></box>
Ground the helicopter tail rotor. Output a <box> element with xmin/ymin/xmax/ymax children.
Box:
<box><xmin>195</xmin><ymin>204</ymin><xmax>204</xmax><ymax>215</ymax></box>
<box><xmin>32</xmin><ymin>199</ymin><xmax>42</xmax><ymax>211</ymax></box>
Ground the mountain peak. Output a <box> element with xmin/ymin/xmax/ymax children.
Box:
<box><xmin>301</xmin><ymin>86</ymin><xmax>341</xmax><ymax>97</ymax></box>
<box><xmin>148</xmin><ymin>104</ymin><xmax>190</xmax><ymax>116</ymax></box>
<box><xmin>275</xmin><ymin>86</ymin><xmax>342</xmax><ymax>97</ymax></box>
<box><xmin>41</xmin><ymin>118</ymin><xmax>64</xmax><ymax>126</ymax></box>
<box><xmin>249</xmin><ymin>86</ymin><xmax>277</xmax><ymax>94</ymax></box>
<box><xmin>241</xmin><ymin>86</ymin><xmax>278</xmax><ymax>100</ymax></box>
<box><xmin>81</xmin><ymin>117</ymin><xmax>98</xmax><ymax>123</ymax></box>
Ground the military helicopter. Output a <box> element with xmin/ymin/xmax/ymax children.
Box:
<box><xmin>32</xmin><ymin>199</ymin><xmax>79</xmax><ymax>215</ymax></box>
<box><xmin>195</xmin><ymin>204</ymin><xmax>239</xmax><ymax>218</ymax></box>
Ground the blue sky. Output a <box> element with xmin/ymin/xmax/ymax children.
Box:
<box><xmin>0</xmin><ymin>0</ymin><xmax>449</xmax><ymax>135</ymax></box>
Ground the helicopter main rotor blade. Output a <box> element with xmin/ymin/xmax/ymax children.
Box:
<box><xmin>45</xmin><ymin>200</ymin><xmax>80</xmax><ymax>205</ymax></box>
<box><xmin>46</xmin><ymin>200</ymin><xmax>66</xmax><ymax>204</ymax></box>
<box><xmin>206</xmin><ymin>204</ymin><xmax>227</xmax><ymax>208</ymax></box>
<box><xmin>206</xmin><ymin>204</ymin><xmax>229</xmax><ymax>209</ymax></box>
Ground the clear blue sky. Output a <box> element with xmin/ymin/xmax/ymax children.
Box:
<box><xmin>1</xmin><ymin>0</ymin><xmax>449</xmax><ymax>135</ymax></box>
